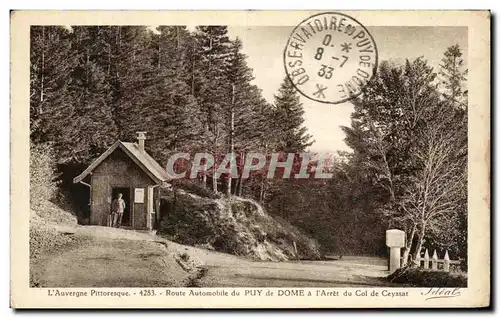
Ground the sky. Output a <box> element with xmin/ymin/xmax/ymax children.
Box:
<box><xmin>226</xmin><ymin>26</ymin><xmax>468</xmax><ymax>154</ymax></box>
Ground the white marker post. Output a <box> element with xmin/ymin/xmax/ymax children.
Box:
<box><xmin>423</xmin><ymin>249</ymin><xmax>430</xmax><ymax>269</ymax></box>
<box><xmin>432</xmin><ymin>250</ymin><xmax>438</xmax><ymax>270</ymax></box>
<box><xmin>444</xmin><ymin>250</ymin><xmax>450</xmax><ymax>272</ymax></box>
<box><xmin>386</xmin><ymin>229</ymin><xmax>405</xmax><ymax>273</ymax></box>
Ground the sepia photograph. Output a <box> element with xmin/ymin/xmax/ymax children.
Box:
<box><xmin>10</xmin><ymin>10</ymin><xmax>490</xmax><ymax>308</ymax></box>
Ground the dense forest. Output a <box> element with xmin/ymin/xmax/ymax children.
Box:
<box><xmin>30</xmin><ymin>25</ymin><xmax>467</xmax><ymax>261</ymax></box>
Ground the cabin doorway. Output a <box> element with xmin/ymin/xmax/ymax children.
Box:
<box><xmin>111</xmin><ymin>187</ymin><xmax>131</xmax><ymax>226</ymax></box>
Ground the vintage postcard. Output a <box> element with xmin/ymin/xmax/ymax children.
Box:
<box><xmin>10</xmin><ymin>10</ymin><xmax>490</xmax><ymax>308</ymax></box>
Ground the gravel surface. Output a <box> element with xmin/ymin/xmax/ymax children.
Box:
<box><xmin>31</xmin><ymin>224</ymin><xmax>399</xmax><ymax>288</ymax></box>
<box><xmin>30</xmin><ymin>224</ymin><xmax>201</xmax><ymax>287</ymax></box>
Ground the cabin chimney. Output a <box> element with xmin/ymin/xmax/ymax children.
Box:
<box><xmin>136</xmin><ymin>131</ymin><xmax>146</xmax><ymax>151</ymax></box>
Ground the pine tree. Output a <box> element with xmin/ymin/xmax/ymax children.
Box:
<box><xmin>109</xmin><ymin>26</ymin><xmax>160</xmax><ymax>140</ymax></box>
<box><xmin>194</xmin><ymin>26</ymin><xmax>232</xmax><ymax>193</ymax></box>
<box><xmin>145</xmin><ymin>26</ymin><xmax>206</xmax><ymax>163</ymax></box>
<box><xmin>436</xmin><ymin>44</ymin><xmax>468</xmax><ymax>263</ymax></box>
<box><xmin>236</xmin><ymin>86</ymin><xmax>275</xmax><ymax>199</ymax></box>
<box><xmin>439</xmin><ymin>44</ymin><xmax>468</xmax><ymax>109</ymax></box>
<box><xmin>273</xmin><ymin>77</ymin><xmax>314</xmax><ymax>153</ymax></box>
<box><xmin>261</xmin><ymin>77</ymin><xmax>314</xmax><ymax>217</ymax></box>
<box><xmin>59</xmin><ymin>26</ymin><xmax>118</xmax><ymax>163</ymax></box>
<box><xmin>30</xmin><ymin>26</ymin><xmax>77</xmax><ymax>149</ymax></box>
<box><xmin>221</xmin><ymin>38</ymin><xmax>275</xmax><ymax>195</ymax></box>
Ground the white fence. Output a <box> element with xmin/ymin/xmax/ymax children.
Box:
<box><xmin>402</xmin><ymin>249</ymin><xmax>461</xmax><ymax>272</ymax></box>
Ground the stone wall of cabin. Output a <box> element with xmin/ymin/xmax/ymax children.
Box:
<box><xmin>90</xmin><ymin>148</ymin><xmax>156</xmax><ymax>230</ymax></box>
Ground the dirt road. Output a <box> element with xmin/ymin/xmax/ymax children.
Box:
<box><xmin>31</xmin><ymin>225</ymin><xmax>198</xmax><ymax>287</ymax></box>
<box><xmin>185</xmin><ymin>247</ymin><xmax>395</xmax><ymax>287</ymax></box>
<box><xmin>32</xmin><ymin>225</ymin><xmax>396</xmax><ymax>287</ymax></box>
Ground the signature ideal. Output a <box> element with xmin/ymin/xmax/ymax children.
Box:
<box><xmin>421</xmin><ymin>288</ymin><xmax>462</xmax><ymax>300</ymax></box>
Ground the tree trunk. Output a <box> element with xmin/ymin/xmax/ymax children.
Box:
<box><xmin>258</xmin><ymin>143</ymin><xmax>269</xmax><ymax>203</ymax></box>
<box><xmin>85</xmin><ymin>48</ymin><xmax>90</xmax><ymax>94</ymax></box>
<box><xmin>117</xmin><ymin>26</ymin><xmax>121</xmax><ymax>49</ymax></box>
<box><xmin>172</xmin><ymin>180</ymin><xmax>177</xmax><ymax>215</ymax></box>
<box><xmin>281</xmin><ymin>200</ymin><xmax>286</xmax><ymax>220</ymax></box>
<box><xmin>175</xmin><ymin>26</ymin><xmax>181</xmax><ymax>51</ymax></box>
<box><xmin>237</xmin><ymin>178</ymin><xmax>243</xmax><ymax>196</ymax></box>
<box><xmin>259</xmin><ymin>177</ymin><xmax>266</xmax><ymax>203</ymax></box>
<box><xmin>212</xmin><ymin>174</ymin><xmax>218</xmax><ymax>193</ymax></box>
<box><xmin>226</xmin><ymin>84</ymin><xmax>236</xmax><ymax>196</ymax></box>
<box><xmin>39</xmin><ymin>26</ymin><xmax>45</xmax><ymax>112</ymax></box>
<box><xmin>115</xmin><ymin>27</ymin><xmax>122</xmax><ymax>79</ymax></box>
<box><xmin>107</xmin><ymin>45</ymin><xmax>111</xmax><ymax>75</ymax></box>
<box><xmin>201</xmin><ymin>123</ymin><xmax>209</xmax><ymax>189</ymax></box>
<box><xmin>191</xmin><ymin>43</ymin><xmax>196</xmax><ymax>95</ymax></box>
<box><xmin>157</xmin><ymin>34</ymin><xmax>161</xmax><ymax>69</ymax></box>
<box><xmin>212</xmin><ymin>126</ymin><xmax>219</xmax><ymax>194</ymax></box>
<box><xmin>233</xmin><ymin>177</ymin><xmax>239</xmax><ymax>196</ymax></box>
<box><xmin>235</xmin><ymin>152</ymin><xmax>244</xmax><ymax>196</ymax></box>
<box><xmin>451</xmin><ymin>55</ymin><xmax>457</xmax><ymax>107</ymax></box>
<box><xmin>234</xmin><ymin>165</ymin><xmax>243</xmax><ymax>196</ymax></box>
<box><xmin>201</xmin><ymin>171</ymin><xmax>207</xmax><ymax>188</ymax></box>
<box><xmin>402</xmin><ymin>223</ymin><xmax>417</xmax><ymax>266</ymax></box>
<box><xmin>412</xmin><ymin>223</ymin><xmax>426</xmax><ymax>265</ymax></box>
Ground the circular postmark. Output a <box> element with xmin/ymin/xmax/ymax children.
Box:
<box><xmin>284</xmin><ymin>12</ymin><xmax>378</xmax><ymax>104</ymax></box>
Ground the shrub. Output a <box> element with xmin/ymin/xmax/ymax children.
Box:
<box><xmin>30</xmin><ymin>143</ymin><xmax>77</xmax><ymax>225</ymax></box>
<box><xmin>388</xmin><ymin>268</ymin><xmax>467</xmax><ymax>287</ymax></box>
<box><xmin>30</xmin><ymin>143</ymin><xmax>59</xmax><ymax>209</ymax></box>
<box><xmin>158</xmin><ymin>192</ymin><xmax>322</xmax><ymax>261</ymax></box>
<box><xmin>174</xmin><ymin>181</ymin><xmax>222</xmax><ymax>199</ymax></box>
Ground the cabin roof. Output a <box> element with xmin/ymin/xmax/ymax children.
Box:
<box><xmin>73</xmin><ymin>140</ymin><xmax>169</xmax><ymax>185</ymax></box>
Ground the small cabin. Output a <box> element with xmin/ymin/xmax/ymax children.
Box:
<box><xmin>73</xmin><ymin>132</ymin><xmax>169</xmax><ymax>230</ymax></box>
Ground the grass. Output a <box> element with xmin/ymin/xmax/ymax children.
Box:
<box><xmin>388</xmin><ymin>267</ymin><xmax>467</xmax><ymax>287</ymax></box>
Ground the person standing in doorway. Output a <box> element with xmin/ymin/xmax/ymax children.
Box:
<box><xmin>111</xmin><ymin>193</ymin><xmax>126</xmax><ymax>228</ymax></box>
